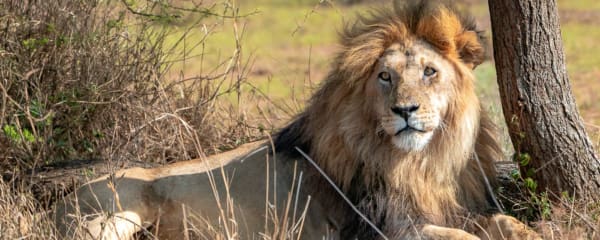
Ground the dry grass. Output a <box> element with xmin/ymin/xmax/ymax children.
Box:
<box><xmin>179</xmin><ymin>161</ymin><xmax>310</xmax><ymax>240</ymax></box>
<box><xmin>0</xmin><ymin>179</ymin><xmax>58</xmax><ymax>239</ymax></box>
<box><xmin>495</xmin><ymin>161</ymin><xmax>600</xmax><ymax>239</ymax></box>
<box><xmin>0</xmin><ymin>0</ymin><xmax>270</xmax><ymax>239</ymax></box>
<box><xmin>0</xmin><ymin>0</ymin><xmax>259</xmax><ymax>171</ymax></box>
<box><xmin>52</xmin><ymin>155</ymin><xmax>310</xmax><ymax>240</ymax></box>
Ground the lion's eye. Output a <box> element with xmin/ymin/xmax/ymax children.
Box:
<box><xmin>423</xmin><ymin>67</ymin><xmax>437</xmax><ymax>77</ymax></box>
<box><xmin>378</xmin><ymin>71</ymin><xmax>391</xmax><ymax>82</ymax></box>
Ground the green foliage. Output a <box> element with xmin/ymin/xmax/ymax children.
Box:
<box><xmin>3</xmin><ymin>101</ymin><xmax>45</xmax><ymax>143</ymax></box>
<box><xmin>22</xmin><ymin>38</ymin><xmax>49</xmax><ymax>50</ymax></box>
<box><xmin>2</xmin><ymin>125</ymin><xmax>20</xmax><ymax>143</ymax></box>
<box><xmin>529</xmin><ymin>192</ymin><xmax>552</xmax><ymax>219</ymax></box>
<box><xmin>524</xmin><ymin>177</ymin><xmax>537</xmax><ymax>192</ymax></box>
<box><xmin>510</xmin><ymin>169</ymin><xmax>520</xmax><ymax>180</ymax></box>
<box><xmin>517</xmin><ymin>153</ymin><xmax>531</xmax><ymax>167</ymax></box>
<box><xmin>507</xmin><ymin>151</ymin><xmax>554</xmax><ymax>221</ymax></box>
<box><xmin>2</xmin><ymin>124</ymin><xmax>38</xmax><ymax>144</ymax></box>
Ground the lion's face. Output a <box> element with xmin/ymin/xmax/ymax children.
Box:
<box><xmin>369</xmin><ymin>41</ymin><xmax>458</xmax><ymax>152</ymax></box>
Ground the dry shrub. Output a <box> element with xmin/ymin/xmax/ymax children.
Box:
<box><xmin>0</xmin><ymin>0</ymin><xmax>260</xmax><ymax>171</ymax></box>
<box><xmin>0</xmin><ymin>179</ymin><xmax>60</xmax><ymax>239</ymax></box>
<box><xmin>496</xmin><ymin>163</ymin><xmax>600</xmax><ymax>239</ymax></box>
<box><xmin>0</xmin><ymin>0</ymin><xmax>267</xmax><ymax>238</ymax></box>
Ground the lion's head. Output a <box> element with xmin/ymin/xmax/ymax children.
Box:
<box><xmin>275</xmin><ymin>0</ymin><xmax>501</xmax><ymax>231</ymax></box>
<box><xmin>372</xmin><ymin>41</ymin><xmax>468</xmax><ymax>151</ymax></box>
<box><xmin>340</xmin><ymin>2</ymin><xmax>487</xmax><ymax>154</ymax></box>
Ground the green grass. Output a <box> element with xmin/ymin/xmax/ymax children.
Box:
<box><xmin>562</xmin><ymin>23</ymin><xmax>600</xmax><ymax>72</ymax></box>
<box><xmin>474</xmin><ymin>62</ymin><xmax>498</xmax><ymax>98</ymax></box>
<box><xmin>560</xmin><ymin>23</ymin><xmax>600</xmax><ymax>127</ymax></box>
<box><xmin>165</xmin><ymin>2</ymin><xmax>362</xmax><ymax>64</ymax></box>
<box><xmin>157</xmin><ymin>1</ymin><xmax>600</xmax><ymax>128</ymax></box>
<box><xmin>160</xmin><ymin>2</ymin><xmax>370</xmax><ymax>104</ymax></box>
<box><xmin>557</xmin><ymin>0</ymin><xmax>600</xmax><ymax>11</ymax></box>
<box><xmin>201</xmin><ymin>5</ymin><xmax>340</xmax><ymax>55</ymax></box>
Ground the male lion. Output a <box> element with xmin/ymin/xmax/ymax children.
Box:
<box><xmin>55</xmin><ymin>1</ymin><xmax>541</xmax><ymax>239</ymax></box>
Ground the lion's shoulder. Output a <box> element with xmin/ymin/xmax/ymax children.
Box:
<box><xmin>151</xmin><ymin>140</ymin><xmax>270</xmax><ymax>178</ymax></box>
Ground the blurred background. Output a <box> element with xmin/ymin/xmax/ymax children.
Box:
<box><xmin>171</xmin><ymin>0</ymin><xmax>600</xmax><ymax>150</ymax></box>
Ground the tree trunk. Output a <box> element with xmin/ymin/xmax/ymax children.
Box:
<box><xmin>488</xmin><ymin>0</ymin><xmax>600</xmax><ymax>201</ymax></box>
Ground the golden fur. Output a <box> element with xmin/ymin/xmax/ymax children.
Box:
<box><xmin>277</xmin><ymin>0</ymin><xmax>497</xmax><ymax>231</ymax></box>
<box><xmin>54</xmin><ymin>1</ymin><xmax>541</xmax><ymax>239</ymax></box>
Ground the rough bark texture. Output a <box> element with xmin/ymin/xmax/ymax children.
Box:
<box><xmin>488</xmin><ymin>0</ymin><xmax>600</xmax><ymax>201</ymax></box>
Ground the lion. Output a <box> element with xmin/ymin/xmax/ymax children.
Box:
<box><xmin>54</xmin><ymin>1</ymin><xmax>541</xmax><ymax>239</ymax></box>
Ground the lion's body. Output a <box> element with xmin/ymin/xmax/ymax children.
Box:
<box><xmin>55</xmin><ymin>1</ymin><xmax>541</xmax><ymax>239</ymax></box>
<box><xmin>55</xmin><ymin>141</ymin><xmax>342</xmax><ymax>239</ymax></box>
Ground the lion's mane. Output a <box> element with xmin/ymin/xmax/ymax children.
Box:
<box><xmin>275</xmin><ymin>0</ymin><xmax>502</xmax><ymax>237</ymax></box>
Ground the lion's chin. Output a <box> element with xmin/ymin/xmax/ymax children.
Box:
<box><xmin>392</xmin><ymin>130</ymin><xmax>434</xmax><ymax>152</ymax></box>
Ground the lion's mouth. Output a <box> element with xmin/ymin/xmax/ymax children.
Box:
<box><xmin>395</xmin><ymin>126</ymin><xmax>427</xmax><ymax>136</ymax></box>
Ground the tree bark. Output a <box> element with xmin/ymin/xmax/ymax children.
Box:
<box><xmin>488</xmin><ymin>0</ymin><xmax>600</xmax><ymax>201</ymax></box>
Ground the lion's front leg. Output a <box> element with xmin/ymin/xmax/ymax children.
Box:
<box><xmin>421</xmin><ymin>224</ymin><xmax>480</xmax><ymax>240</ymax></box>
<box><xmin>479</xmin><ymin>214</ymin><xmax>541</xmax><ymax>240</ymax></box>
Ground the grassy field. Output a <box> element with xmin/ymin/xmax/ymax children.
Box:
<box><xmin>163</xmin><ymin>1</ymin><xmax>367</xmax><ymax>101</ymax></box>
<box><xmin>163</xmin><ymin>0</ymin><xmax>600</xmax><ymax>145</ymax></box>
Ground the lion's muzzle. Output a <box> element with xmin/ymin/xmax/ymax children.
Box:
<box><xmin>384</xmin><ymin>103</ymin><xmax>438</xmax><ymax>151</ymax></box>
<box><xmin>390</xmin><ymin>104</ymin><xmax>420</xmax><ymax>120</ymax></box>
<box><xmin>390</xmin><ymin>103</ymin><xmax>428</xmax><ymax>133</ymax></box>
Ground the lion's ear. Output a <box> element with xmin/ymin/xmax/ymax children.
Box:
<box><xmin>416</xmin><ymin>6</ymin><xmax>486</xmax><ymax>69</ymax></box>
<box><xmin>455</xmin><ymin>30</ymin><xmax>485</xmax><ymax>69</ymax></box>
<box><xmin>416</xmin><ymin>7</ymin><xmax>460</xmax><ymax>56</ymax></box>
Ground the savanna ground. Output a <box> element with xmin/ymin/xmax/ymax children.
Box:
<box><xmin>1</xmin><ymin>0</ymin><xmax>599</xmax><ymax>239</ymax></box>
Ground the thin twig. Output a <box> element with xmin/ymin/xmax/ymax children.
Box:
<box><xmin>473</xmin><ymin>153</ymin><xmax>504</xmax><ymax>212</ymax></box>
<box><xmin>547</xmin><ymin>191</ymin><xmax>599</xmax><ymax>232</ymax></box>
<box><xmin>295</xmin><ymin>147</ymin><xmax>389</xmax><ymax>240</ymax></box>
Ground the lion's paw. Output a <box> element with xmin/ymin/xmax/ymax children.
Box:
<box><xmin>481</xmin><ymin>214</ymin><xmax>541</xmax><ymax>240</ymax></box>
<box><xmin>422</xmin><ymin>224</ymin><xmax>480</xmax><ymax>240</ymax></box>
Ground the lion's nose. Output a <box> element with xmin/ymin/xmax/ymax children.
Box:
<box><xmin>391</xmin><ymin>104</ymin><xmax>420</xmax><ymax>119</ymax></box>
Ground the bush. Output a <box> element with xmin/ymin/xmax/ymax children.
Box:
<box><xmin>0</xmin><ymin>0</ymin><xmax>263</xmax><ymax>238</ymax></box>
<box><xmin>0</xmin><ymin>0</ymin><xmax>255</xmax><ymax>172</ymax></box>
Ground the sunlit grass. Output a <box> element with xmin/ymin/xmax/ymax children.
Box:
<box><xmin>562</xmin><ymin>23</ymin><xmax>600</xmax><ymax>72</ymax></box>
<box><xmin>159</xmin><ymin>3</ymin><xmax>370</xmax><ymax>106</ymax></box>
<box><xmin>557</xmin><ymin>0</ymin><xmax>600</xmax><ymax>11</ymax></box>
<box><xmin>163</xmin><ymin>3</ymin><xmax>361</xmax><ymax>69</ymax></box>
<box><xmin>158</xmin><ymin>1</ymin><xmax>600</xmax><ymax>128</ymax></box>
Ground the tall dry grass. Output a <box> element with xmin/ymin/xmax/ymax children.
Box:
<box><xmin>0</xmin><ymin>0</ymin><xmax>268</xmax><ymax>238</ymax></box>
<box><xmin>0</xmin><ymin>0</ymin><xmax>252</xmax><ymax>171</ymax></box>
<box><xmin>0</xmin><ymin>178</ymin><xmax>60</xmax><ymax>239</ymax></box>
